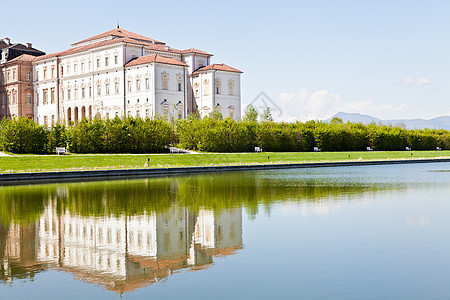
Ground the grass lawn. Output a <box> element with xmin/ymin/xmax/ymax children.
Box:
<box><xmin>0</xmin><ymin>151</ymin><xmax>449</xmax><ymax>173</ymax></box>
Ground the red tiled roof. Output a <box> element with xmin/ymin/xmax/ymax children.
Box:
<box><xmin>144</xmin><ymin>43</ymin><xmax>182</xmax><ymax>54</ymax></box>
<box><xmin>34</xmin><ymin>38</ymin><xmax>130</xmax><ymax>61</ymax></box>
<box><xmin>72</xmin><ymin>28</ymin><xmax>164</xmax><ymax>46</ymax></box>
<box><xmin>9</xmin><ymin>54</ymin><xmax>37</xmax><ymax>62</ymax></box>
<box><xmin>192</xmin><ymin>63</ymin><xmax>242</xmax><ymax>75</ymax></box>
<box><xmin>34</xmin><ymin>37</ymin><xmax>182</xmax><ymax>62</ymax></box>
<box><xmin>181</xmin><ymin>48</ymin><xmax>212</xmax><ymax>56</ymax></box>
<box><xmin>125</xmin><ymin>54</ymin><xmax>187</xmax><ymax>67</ymax></box>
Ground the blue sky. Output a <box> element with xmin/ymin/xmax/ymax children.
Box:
<box><xmin>1</xmin><ymin>0</ymin><xmax>449</xmax><ymax>121</ymax></box>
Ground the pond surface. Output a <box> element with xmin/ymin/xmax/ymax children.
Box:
<box><xmin>0</xmin><ymin>163</ymin><xmax>449</xmax><ymax>299</ymax></box>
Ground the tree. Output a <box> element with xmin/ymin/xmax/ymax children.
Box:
<box><xmin>243</xmin><ymin>104</ymin><xmax>258</xmax><ymax>122</ymax></box>
<box><xmin>330</xmin><ymin>117</ymin><xmax>343</xmax><ymax>124</ymax></box>
<box><xmin>209</xmin><ymin>108</ymin><xmax>223</xmax><ymax>121</ymax></box>
<box><xmin>262</xmin><ymin>107</ymin><xmax>273</xmax><ymax>121</ymax></box>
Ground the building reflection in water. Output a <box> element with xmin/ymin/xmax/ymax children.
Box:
<box><xmin>1</xmin><ymin>201</ymin><xmax>243</xmax><ymax>293</ymax></box>
<box><xmin>1</xmin><ymin>171</ymin><xmax>384</xmax><ymax>293</ymax></box>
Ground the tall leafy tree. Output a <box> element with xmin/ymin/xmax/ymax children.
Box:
<box><xmin>262</xmin><ymin>107</ymin><xmax>273</xmax><ymax>121</ymax></box>
<box><xmin>243</xmin><ymin>104</ymin><xmax>258</xmax><ymax>122</ymax></box>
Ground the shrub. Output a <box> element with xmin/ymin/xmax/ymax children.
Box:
<box><xmin>0</xmin><ymin>117</ymin><xmax>48</xmax><ymax>154</ymax></box>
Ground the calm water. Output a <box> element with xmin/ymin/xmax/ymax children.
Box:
<box><xmin>0</xmin><ymin>163</ymin><xmax>449</xmax><ymax>299</ymax></box>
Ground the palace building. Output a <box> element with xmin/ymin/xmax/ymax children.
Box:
<box><xmin>0</xmin><ymin>27</ymin><xmax>242</xmax><ymax>124</ymax></box>
<box><xmin>0</xmin><ymin>39</ymin><xmax>45</xmax><ymax>120</ymax></box>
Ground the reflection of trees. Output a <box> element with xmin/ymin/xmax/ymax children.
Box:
<box><xmin>0</xmin><ymin>172</ymin><xmax>395</xmax><ymax>225</ymax></box>
<box><xmin>58</xmin><ymin>179</ymin><xmax>174</xmax><ymax>217</ymax></box>
<box><xmin>173</xmin><ymin>172</ymin><xmax>393</xmax><ymax>219</ymax></box>
<box><xmin>0</xmin><ymin>186</ymin><xmax>53</xmax><ymax>226</ymax></box>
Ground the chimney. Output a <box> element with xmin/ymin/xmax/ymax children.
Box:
<box><xmin>4</xmin><ymin>38</ymin><xmax>10</xmax><ymax>45</ymax></box>
<box><xmin>27</xmin><ymin>43</ymin><xmax>32</xmax><ymax>48</ymax></box>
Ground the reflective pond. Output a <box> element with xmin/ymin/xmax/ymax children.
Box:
<box><xmin>0</xmin><ymin>163</ymin><xmax>449</xmax><ymax>299</ymax></box>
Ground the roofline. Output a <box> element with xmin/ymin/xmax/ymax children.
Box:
<box><xmin>127</xmin><ymin>61</ymin><xmax>188</xmax><ymax>68</ymax></box>
<box><xmin>180</xmin><ymin>51</ymin><xmax>213</xmax><ymax>57</ymax></box>
<box><xmin>34</xmin><ymin>39</ymin><xmax>129</xmax><ymax>62</ymax></box>
<box><xmin>71</xmin><ymin>28</ymin><xmax>165</xmax><ymax>47</ymax></box>
<box><xmin>125</xmin><ymin>55</ymin><xmax>188</xmax><ymax>68</ymax></box>
<box><xmin>192</xmin><ymin>67</ymin><xmax>243</xmax><ymax>76</ymax></box>
<box><xmin>3</xmin><ymin>54</ymin><xmax>38</xmax><ymax>64</ymax></box>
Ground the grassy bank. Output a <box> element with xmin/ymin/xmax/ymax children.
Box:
<box><xmin>0</xmin><ymin>151</ymin><xmax>449</xmax><ymax>173</ymax></box>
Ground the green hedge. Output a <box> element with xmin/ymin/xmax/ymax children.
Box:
<box><xmin>176</xmin><ymin>118</ymin><xmax>450</xmax><ymax>152</ymax></box>
<box><xmin>0</xmin><ymin>116</ymin><xmax>449</xmax><ymax>154</ymax></box>
<box><xmin>0</xmin><ymin>118</ymin><xmax>48</xmax><ymax>154</ymax></box>
<box><xmin>176</xmin><ymin>116</ymin><xmax>256</xmax><ymax>152</ymax></box>
<box><xmin>0</xmin><ymin>117</ymin><xmax>173</xmax><ymax>154</ymax></box>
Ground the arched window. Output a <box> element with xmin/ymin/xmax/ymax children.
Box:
<box><xmin>67</xmin><ymin>107</ymin><xmax>72</xmax><ymax>123</ymax></box>
<box><xmin>203</xmin><ymin>79</ymin><xmax>209</xmax><ymax>95</ymax></box>
<box><xmin>51</xmin><ymin>88</ymin><xmax>55</xmax><ymax>103</ymax></box>
<box><xmin>43</xmin><ymin>89</ymin><xmax>48</xmax><ymax>104</ymax></box>
<box><xmin>228</xmin><ymin>80</ymin><xmax>234</xmax><ymax>95</ymax></box>
<box><xmin>136</xmin><ymin>76</ymin><xmax>141</xmax><ymax>91</ymax></box>
<box><xmin>176</xmin><ymin>101</ymin><xmax>183</xmax><ymax>118</ymax></box>
<box><xmin>74</xmin><ymin>107</ymin><xmax>79</xmax><ymax>124</ymax></box>
<box><xmin>176</xmin><ymin>74</ymin><xmax>183</xmax><ymax>92</ymax></box>
<box><xmin>105</xmin><ymin>79</ymin><xmax>110</xmax><ymax>95</ymax></box>
<box><xmin>97</xmin><ymin>81</ymin><xmax>101</xmax><ymax>96</ymax></box>
<box><xmin>161</xmin><ymin>72</ymin><xmax>169</xmax><ymax>90</ymax></box>
<box><xmin>215</xmin><ymin>78</ymin><xmax>221</xmax><ymax>94</ymax></box>
<box><xmin>161</xmin><ymin>99</ymin><xmax>169</xmax><ymax>116</ymax></box>
<box><xmin>228</xmin><ymin>105</ymin><xmax>235</xmax><ymax>119</ymax></box>
<box><xmin>115</xmin><ymin>77</ymin><xmax>120</xmax><ymax>94</ymax></box>
<box><xmin>215</xmin><ymin>103</ymin><xmax>222</xmax><ymax>114</ymax></box>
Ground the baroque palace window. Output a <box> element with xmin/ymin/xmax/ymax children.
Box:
<box><xmin>97</xmin><ymin>81</ymin><xmax>101</xmax><ymax>96</ymax></box>
<box><xmin>177</xmin><ymin>74</ymin><xmax>183</xmax><ymax>92</ymax></box>
<box><xmin>203</xmin><ymin>79</ymin><xmax>209</xmax><ymax>95</ymax></box>
<box><xmin>228</xmin><ymin>80</ymin><xmax>234</xmax><ymax>95</ymax></box>
<box><xmin>215</xmin><ymin>78</ymin><xmax>221</xmax><ymax>94</ymax></box>
<box><xmin>162</xmin><ymin>72</ymin><xmax>169</xmax><ymax>90</ymax></box>
<box><xmin>105</xmin><ymin>79</ymin><xmax>110</xmax><ymax>95</ymax></box>
<box><xmin>115</xmin><ymin>81</ymin><xmax>119</xmax><ymax>94</ymax></box>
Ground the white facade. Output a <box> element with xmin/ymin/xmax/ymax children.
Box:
<box><xmin>30</xmin><ymin>28</ymin><xmax>242</xmax><ymax>125</ymax></box>
<box><xmin>192</xmin><ymin>70</ymin><xmax>241</xmax><ymax>119</ymax></box>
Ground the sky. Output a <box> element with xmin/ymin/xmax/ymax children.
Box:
<box><xmin>1</xmin><ymin>0</ymin><xmax>449</xmax><ymax>121</ymax></box>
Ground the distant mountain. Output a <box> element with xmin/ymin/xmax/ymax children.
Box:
<box><xmin>329</xmin><ymin>112</ymin><xmax>381</xmax><ymax>124</ymax></box>
<box><xmin>327</xmin><ymin>112</ymin><xmax>450</xmax><ymax>130</ymax></box>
